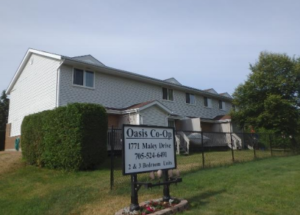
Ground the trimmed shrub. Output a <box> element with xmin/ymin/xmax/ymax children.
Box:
<box><xmin>21</xmin><ymin>111</ymin><xmax>49</xmax><ymax>166</ymax></box>
<box><xmin>21</xmin><ymin>103</ymin><xmax>107</xmax><ymax>170</ymax></box>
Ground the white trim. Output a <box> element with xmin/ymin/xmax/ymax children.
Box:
<box><xmin>106</xmin><ymin>109</ymin><xmax>138</xmax><ymax>115</ymax></box>
<box><xmin>106</xmin><ymin>101</ymin><xmax>173</xmax><ymax>115</ymax></box>
<box><xmin>138</xmin><ymin>101</ymin><xmax>173</xmax><ymax>114</ymax></box>
<box><xmin>136</xmin><ymin>113</ymin><xmax>140</xmax><ymax>125</ymax></box>
<box><xmin>201</xmin><ymin>119</ymin><xmax>231</xmax><ymax>123</ymax></box>
<box><xmin>6</xmin><ymin>49</ymin><xmax>61</xmax><ymax>94</ymax></box>
<box><xmin>28</xmin><ymin>49</ymin><xmax>61</xmax><ymax>60</ymax></box>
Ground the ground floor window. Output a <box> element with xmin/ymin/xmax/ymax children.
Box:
<box><xmin>168</xmin><ymin>119</ymin><xmax>175</xmax><ymax>128</ymax></box>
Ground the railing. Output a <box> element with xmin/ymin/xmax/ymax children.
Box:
<box><xmin>107</xmin><ymin>128</ymin><xmax>299</xmax><ymax>190</ymax></box>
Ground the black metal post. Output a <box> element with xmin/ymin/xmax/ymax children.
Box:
<box><xmin>130</xmin><ymin>174</ymin><xmax>140</xmax><ymax>211</ymax></box>
<box><xmin>269</xmin><ymin>134</ymin><xmax>273</xmax><ymax>157</ymax></box>
<box><xmin>242</xmin><ymin>128</ymin><xmax>246</xmax><ymax>150</ymax></box>
<box><xmin>110</xmin><ymin>126</ymin><xmax>114</xmax><ymax>190</ymax></box>
<box><xmin>230</xmin><ymin>132</ymin><xmax>235</xmax><ymax>162</ymax></box>
<box><xmin>201</xmin><ymin>131</ymin><xmax>205</xmax><ymax>168</ymax></box>
<box><xmin>253</xmin><ymin>136</ymin><xmax>257</xmax><ymax>159</ymax></box>
<box><xmin>162</xmin><ymin>170</ymin><xmax>171</xmax><ymax>202</ymax></box>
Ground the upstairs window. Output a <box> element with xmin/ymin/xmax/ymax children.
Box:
<box><xmin>219</xmin><ymin>100</ymin><xmax>226</xmax><ymax>110</ymax></box>
<box><xmin>186</xmin><ymin>93</ymin><xmax>195</xmax><ymax>104</ymax></box>
<box><xmin>73</xmin><ymin>68</ymin><xmax>94</xmax><ymax>88</ymax></box>
<box><xmin>204</xmin><ymin>97</ymin><xmax>212</xmax><ymax>108</ymax></box>
<box><xmin>162</xmin><ymin>88</ymin><xmax>174</xmax><ymax>101</ymax></box>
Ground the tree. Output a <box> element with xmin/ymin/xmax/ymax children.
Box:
<box><xmin>0</xmin><ymin>90</ymin><xmax>9</xmax><ymax>150</ymax></box>
<box><xmin>231</xmin><ymin>52</ymin><xmax>300</xmax><ymax>137</ymax></box>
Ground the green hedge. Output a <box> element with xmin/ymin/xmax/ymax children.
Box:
<box><xmin>21</xmin><ymin>103</ymin><xmax>108</xmax><ymax>170</ymax></box>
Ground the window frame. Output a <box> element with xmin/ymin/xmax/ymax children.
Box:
<box><xmin>162</xmin><ymin>87</ymin><xmax>174</xmax><ymax>101</ymax></box>
<box><xmin>72</xmin><ymin>68</ymin><xmax>95</xmax><ymax>89</ymax></box>
<box><xmin>186</xmin><ymin>93</ymin><xmax>196</xmax><ymax>105</ymax></box>
<box><xmin>204</xmin><ymin>97</ymin><xmax>212</xmax><ymax>108</ymax></box>
<box><xmin>219</xmin><ymin>100</ymin><xmax>226</xmax><ymax>110</ymax></box>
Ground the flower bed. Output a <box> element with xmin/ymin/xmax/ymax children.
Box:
<box><xmin>115</xmin><ymin>198</ymin><xmax>188</xmax><ymax>215</ymax></box>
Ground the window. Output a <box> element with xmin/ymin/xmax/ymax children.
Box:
<box><xmin>186</xmin><ymin>93</ymin><xmax>195</xmax><ymax>104</ymax></box>
<box><xmin>168</xmin><ymin>119</ymin><xmax>175</xmax><ymax>128</ymax></box>
<box><xmin>162</xmin><ymin>88</ymin><xmax>174</xmax><ymax>101</ymax></box>
<box><xmin>219</xmin><ymin>100</ymin><xmax>226</xmax><ymax>110</ymax></box>
<box><xmin>204</xmin><ymin>97</ymin><xmax>212</xmax><ymax>108</ymax></box>
<box><xmin>73</xmin><ymin>68</ymin><xmax>94</xmax><ymax>88</ymax></box>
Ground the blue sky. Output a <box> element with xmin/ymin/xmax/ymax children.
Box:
<box><xmin>1</xmin><ymin>0</ymin><xmax>299</xmax><ymax>95</ymax></box>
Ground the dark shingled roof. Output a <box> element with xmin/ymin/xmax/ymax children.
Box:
<box><xmin>106</xmin><ymin>100</ymin><xmax>156</xmax><ymax>111</ymax></box>
<box><xmin>213</xmin><ymin>115</ymin><xmax>231</xmax><ymax>120</ymax></box>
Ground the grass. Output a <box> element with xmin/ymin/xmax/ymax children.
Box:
<box><xmin>0</xmin><ymin>150</ymin><xmax>299</xmax><ymax>215</ymax></box>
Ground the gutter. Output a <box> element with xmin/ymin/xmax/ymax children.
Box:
<box><xmin>106</xmin><ymin>108</ymin><xmax>138</xmax><ymax>115</ymax></box>
<box><xmin>201</xmin><ymin>119</ymin><xmax>231</xmax><ymax>123</ymax></box>
<box><xmin>55</xmin><ymin>59</ymin><xmax>65</xmax><ymax>107</ymax></box>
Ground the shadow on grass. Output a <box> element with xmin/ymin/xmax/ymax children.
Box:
<box><xmin>187</xmin><ymin>189</ymin><xmax>226</xmax><ymax>209</ymax></box>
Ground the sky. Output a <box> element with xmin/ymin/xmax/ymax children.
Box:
<box><xmin>1</xmin><ymin>0</ymin><xmax>299</xmax><ymax>96</ymax></box>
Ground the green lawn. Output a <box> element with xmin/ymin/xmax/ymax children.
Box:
<box><xmin>0</xmin><ymin>152</ymin><xmax>299</xmax><ymax>215</ymax></box>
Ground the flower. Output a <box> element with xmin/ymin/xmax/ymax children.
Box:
<box><xmin>146</xmin><ymin>206</ymin><xmax>155</xmax><ymax>212</ymax></box>
<box><xmin>122</xmin><ymin>198</ymin><xmax>181</xmax><ymax>215</ymax></box>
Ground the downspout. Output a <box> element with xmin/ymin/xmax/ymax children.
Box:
<box><xmin>55</xmin><ymin>59</ymin><xmax>65</xmax><ymax>107</ymax></box>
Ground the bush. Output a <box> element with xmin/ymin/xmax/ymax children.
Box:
<box><xmin>21</xmin><ymin>103</ymin><xmax>108</xmax><ymax>170</ymax></box>
<box><xmin>21</xmin><ymin>111</ymin><xmax>48</xmax><ymax>166</ymax></box>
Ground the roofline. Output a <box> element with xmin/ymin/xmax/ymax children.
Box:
<box><xmin>7</xmin><ymin>49</ymin><xmax>232</xmax><ymax>101</ymax></box>
<box><xmin>201</xmin><ymin>118</ymin><xmax>231</xmax><ymax>123</ymax></box>
<box><xmin>106</xmin><ymin>100</ymin><xmax>173</xmax><ymax>115</ymax></box>
<box><xmin>138</xmin><ymin>100</ymin><xmax>173</xmax><ymax>114</ymax></box>
<box><xmin>6</xmin><ymin>49</ymin><xmax>62</xmax><ymax>94</ymax></box>
<box><xmin>62</xmin><ymin>58</ymin><xmax>232</xmax><ymax>101</ymax></box>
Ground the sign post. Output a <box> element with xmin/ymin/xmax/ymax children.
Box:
<box><xmin>130</xmin><ymin>174</ymin><xmax>139</xmax><ymax>211</ymax></box>
<box><xmin>123</xmin><ymin>124</ymin><xmax>181</xmax><ymax>211</ymax></box>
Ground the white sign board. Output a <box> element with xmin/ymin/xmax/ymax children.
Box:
<box><xmin>123</xmin><ymin>125</ymin><xmax>176</xmax><ymax>175</ymax></box>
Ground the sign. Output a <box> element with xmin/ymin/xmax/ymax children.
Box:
<box><xmin>123</xmin><ymin>124</ymin><xmax>176</xmax><ymax>175</ymax></box>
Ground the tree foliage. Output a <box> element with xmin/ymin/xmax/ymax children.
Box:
<box><xmin>0</xmin><ymin>90</ymin><xmax>9</xmax><ymax>150</ymax></box>
<box><xmin>0</xmin><ymin>90</ymin><xmax>9</xmax><ymax>131</ymax></box>
<box><xmin>231</xmin><ymin>52</ymin><xmax>300</xmax><ymax>136</ymax></box>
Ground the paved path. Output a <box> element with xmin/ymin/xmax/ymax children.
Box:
<box><xmin>0</xmin><ymin>151</ymin><xmax>23</xmax><ymax>176</ymax></box>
